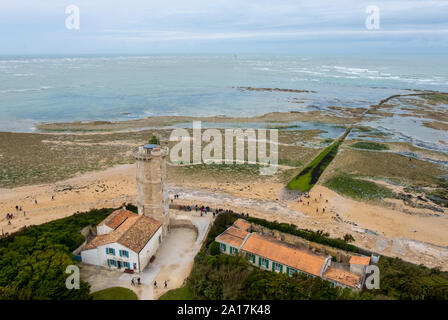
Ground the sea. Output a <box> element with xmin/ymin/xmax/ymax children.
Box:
<box><xmin>0</xmin><ymin>54</ymin><xmax>447</xmax><ymax>152</ymax></box>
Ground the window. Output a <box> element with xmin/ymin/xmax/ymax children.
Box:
<box><xmin>158</xmin><ymin>236</ymin><xmax>161</xmax><ymax>244</ymax></box>
<box><xmin>247</xmin><ymin>253</ymin><xmax>255</xmax><ymax>264</ymax></box>
<box><xmin>289</xmin><ymin>268</ymin><xmax>297</xmax><ymax>276</ymax></box>
<box><xmin>123</xmin><ymin>262</ymin><xmax>130</xmax><ymax>269</ymax></box>
<box><xmin>220</xmin><ymin>243</ymin><xmax>226</xmax><ymax>251</ymax></box>
<box><xmin>119</xmin><ymin>250</ymin><xmax>129</xmax><ymax>258</ymax></box>
<box><xmin>106</xmin><ymin>248</ymin><xmax>115</xmax><ymax>255</ymax></box>
<box><xmin>261</xmin><ymin>257</ymin><xmax>268</xmax><ymax>268</ymax></box>
<box><xmin>107</xmin><ymin>259</ymin><xmax>116</xmax><ymax>267</ymax></box>
<box><xmin>133</xmin><ymin>263</ymin><xmax>137</xmax><ymax>270</ymax></box>
<box><xmin>273</xmin><ymin>262</ymin><xmax>282</xmax><ymax>272</ymax></box>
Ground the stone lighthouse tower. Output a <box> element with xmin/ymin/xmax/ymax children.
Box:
<box><xmin>133</xmin><ymin>143</ymin><xmax>170</xmax><ymax>235</ymax></box>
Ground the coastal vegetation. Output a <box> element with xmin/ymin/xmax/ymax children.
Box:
<box><xmin>420</xmin><ymin>93</ymin><xmax>448</xmax><ymax>105</ymax></box>
<box><xmin>90</xmin><ymin>287</ymin><xmax>138</xmax><ymax>300</ymax></box>
<box><xmin>351</xmin><ymin>141</ymin><xmax>389</xmax><ymax>151</ymax></box>
<box><xmin>1</xmin><ymin>204</ymin><xmax>447</xmax><ymax>300</ymax></box>
<box><xmin>287</xmin><ymin>140</ymin><xmax>341</xmax><ymax>191</ymax></box>
<box><xmin>148</xmin><ymin>134</ymin><xmax>160</xmax><ymax>145</ymax></box>
<box><xmin>327</xmin><ymin>148</ymin><xmax>445</xmax><ymax>186</ymax></box>
<box><xmin>163</xmin><ymin>212</ymin><xmax>448</xmax><ymax>300</ymax></box>
<box><xmin>0</xmin><ymin>206</ymin><xmax>133</xmax><ymax>299</ymax></box>
<box><xmin>324</xmin><ymin>174</ymin><xmax>398</xmax><ymax>200</ymax></box>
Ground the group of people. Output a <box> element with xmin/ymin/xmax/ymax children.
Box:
<box><xmin>5</xmin><ymin>213</ymin><xmax>14</xmax><ymax>224</ymax></box>
<box><xmin>153</xmin><ymin>280</ymin><xmax>168</xmax><ymax>289</ymax></box>
<box><xmin>177</xmin><ymin>203</ymin><xmax>250</xmax><ymax>218</ymax></box>
<box><xmin>5</xmin><ymin>204</ymin><xmax>26</xmax><ymax>225</ymax></box>
<box><xmin>131</xmin><ymin>277</ymin><xmax>141</xmax><ymax>286</ymax></box>
<box><xmin>297</xmin><ymin>192</ymin><xmax>328</xmax><ymax>214</ymax></box>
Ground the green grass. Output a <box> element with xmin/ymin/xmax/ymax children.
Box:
<box><xmin>158</xmin><ymin>286</ymin><xmax>195</xmax><ymax>300</ymax></box>
<box><xmin>351</xmin><ymin>141</ymin><xmax>389</xmax><ymax>151</ymax></box>
<box><xmin>287</xmin><ymin>141</ymin><xmax>340</xmax><ymax>192</ymax></box>
<box><xmin>91</xmin><ymin>287</ymin><xmax>138</xmax><ymax>300</ymax></box>
<box><xmin>324</xmin><ymin>174</ymin><xmax>398</xmax><ymax>200</ymax></box>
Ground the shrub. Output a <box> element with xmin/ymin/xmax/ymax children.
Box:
<box><xmin>0</xmin><ymin>207</ymin><xmax>118</xmax><ymax>299</ymax></box>
<box><xmin>210</xmin><ymin>241</ymin><xmax>221</xmax><ymax>256</ymax></box>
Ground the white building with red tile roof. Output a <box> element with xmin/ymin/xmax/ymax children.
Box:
<box><xmin>81</xmin><ymin>208</ymin><xmax>163</xmax><ymax>273</ymax></box>
<box><xmin>215</xmin><ymin>219</ymin><xmax>368</xmax><ymax>290</ymax></box>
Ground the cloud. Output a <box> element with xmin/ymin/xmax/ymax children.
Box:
<box><xmin>0</xmin><ymin>0</ymin><xmax>447</xmax><ymax>54</ymax></box>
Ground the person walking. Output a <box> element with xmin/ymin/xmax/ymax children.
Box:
<box><xmin>164</xmin><ymin>280</ymin><xmax>167</xmax><ymax>289</ymax></box>
<box><xmin>153</xmin><ymin>280</ymin><xmax>157</xmax><ymax>288</ymax></box>
<box><xmin>131</xmin><ymin>278</ymin><xmax>135</xmax><ymax>286</ymax></box>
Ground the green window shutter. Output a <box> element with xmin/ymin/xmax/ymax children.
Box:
<box><xmin>107</xmin><ymin>259</ymin><xmax>110</xmax><ymax>266</ymax></box>
<box><xmin>266</xmin><ymin>259</ymin><xmax>269</xmax><ymax>268</ymax></box>
<box><xmin>119</xmin><ymin>250</ymin><xmax>122</xmax><ymax>257</ymax></box>
<box><xmin>229</xmin><ymin>247</ymin><xmax>232</xmax><ymax>254</ymax></box>
<box><xmin>286</xmin><ymin>266</ymin><xmax>290</xmax><ymax>275</ymax></box>
<box><xmin>252</xmin><ymin>255</ymin><xmax>255</xmax><ymax>264</ymax></box>
<box><xmin>106</xmin><ymin>248</ymin><xmax>109</xmax><ymax>254</ymax></box>
<box><xmin>272</xmin><ymin>262</ymin><xmax>275</xmax><ymax>271</ymax></box>
<box><xmin>280</xmin><ymin>265</ymin><xmax>283</xmax><ymax>273</ymax></box>
<box><xmin>223</xmin><ymin>244</ymin><xmax>226</xmax><ymax>252</ymax></box>
<box><xmin>258</xmin><ymin>257</ymin><xmax>261</xmax><ymax>266</ymax></box>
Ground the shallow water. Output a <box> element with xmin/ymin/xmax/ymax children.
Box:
<box><xmin>1</xmin><ymin>54</ymin><xmax>447</xmax><ymax>131</ymax></box>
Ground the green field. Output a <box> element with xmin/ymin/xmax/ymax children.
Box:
<box><xmin>158</xmin><ymin>286</ymin><xmax>195</xmax><ymax>300</ymax></box>
<box><xmin>324</xmin><ymin>174</ymin><xmax>398</xmax><ymax>200</ymax></box>
<box><xmin>287</xmin><ymin>141</ymin><xmax>341</xmax><ymax>191</ymax></box>
<box><xmin>91</xmin><ymin>287</ymin><xmax>138</xmax><ymax>300</ymax></box>
<box><xmin>351</xmin><ymin>141</ymin><xmax>389</xmax><ymax>151</ymax></box>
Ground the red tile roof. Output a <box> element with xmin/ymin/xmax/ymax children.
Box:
<box><xmin>241</xmin><ymin>233</ymin><xmax>327</xmax><ymax>276</ymax></box>
<box><xmin>233</xmin><ymin>218</ymin><xmax>251</xmax><ymax>231</ymax></box>
<box><xmin>84</xmin><ymin>209</ymin><xmax>161</xmax><ymax>253</ymax></box>
<box><xmin>98</xmin><ymin>208</ymin><xmax>135</xmax><ymax>230</ymax></box>
<box><xmin>349</xmin><ymin>255</ymin><xmax>371</xmax><ymax>266</ymax></box>
<box><xmin>323</xmin><ymin>266</ymin><xmax>362</xmax><ymax>288</ymax></box>
<box><xmin>216</xmin><ymin>226</ymin><xmax>250</xmax><ymax>248</ymax></box>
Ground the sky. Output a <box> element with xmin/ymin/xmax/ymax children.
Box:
<box><xmin>0</xmin><ymin>0</ymin><xmax>447</xmax><ymax>55</ymax></box>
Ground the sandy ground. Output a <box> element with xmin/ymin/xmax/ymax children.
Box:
<box><xmin>1</xmin><ymin>163</ymin><xmax>448</xmax><ymax>270</ymax></box>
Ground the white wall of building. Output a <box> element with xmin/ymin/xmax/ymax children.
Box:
<box><xmin>82</xmin><ymin>242</ymin><xmax>139</xmax><ymax>271</ymax></box>
<box><xmin>138</xmin><ymin>226</ymin><xmax>163</xmax><ymax>272</ymax></box>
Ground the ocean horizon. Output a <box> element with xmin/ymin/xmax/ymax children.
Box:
<box><xmin>0</xmin><ymin>54</ymin><xmax>447</xmax><ymax>152</ymax></box>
